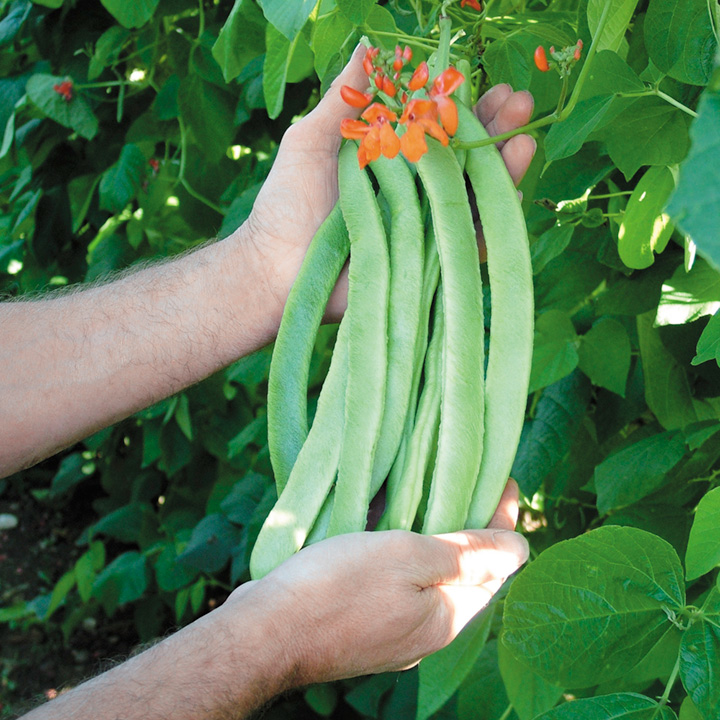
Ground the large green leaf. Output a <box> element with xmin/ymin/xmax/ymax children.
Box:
<box><xmin>594</xmin><ymin>430</ymin><xmax>687</xmax><ymax>514</ymax></box>
<box><xmin>336</xmin><ymin>0</ymin><xmax>375</xmax><ymax>25</ymax></box>
<box><xmin>656</xmin><ymin>257</ymin><xmax>720</xmax><ymax>327</ymax></box>
<box><xmin>644</xmin><ymin>0</ymin><xmax>717</xmax><ymax>86</ymax></box>
<box><xmin>212</xmin><ymin>0</ymin><xmax>266</xmax><ymax>83</ymax></box>
<box><xmin>578</xmin><ymin>318</ymin><xmax>632</xmax><ymax>397</ymax></box>
<box><xmin>263</xmin><ymin>23</ymin><xmax>304</xmax><ymax>119</ymax></box>
<box><xmin>99</xmin><ymin>144</ymin><xmax>147</xmax><ymax>214</ymax></box>
<box><xmin>503</xmin><ymin>526</ymin><xmax>685</xmax><ymax>688</ymax></box>
<box><xmin>313</xmin><ymin>9</ymin><xmax>354</xmax><ymax>78</ymax></box>
<box><xmin>685</xmin><ymin>486</ymin><xmax>720</xmax><ymax>580</ymax></box>
<box><xmin>535</xmin><ymin>693</ymin><xmax>677</xmax><ymax>720</ymax></box>
<box><xmin>92</xmin><ymin>551</ymin><xmax>149</xmax><ymax>615</ymax></box>
<box><xmin>618</xmin><ymin>166</ymin><xmax>675</xmax><ymax>270</ymax></box>
<box><xmin>529</xmin><ymin>310</ymin><xmax>580</xmax><ymax>393</ymax></box>
<box><xmin>257</xmin><ymin>0</ymin><xmax>315</xmax><ymax>40</ymax></box>
<box><xmin>602</xmin><ymin>97</ymin><xmax>691</xmax><ymax>180</ymax></box>
<box><xmin>545</xmin><ymin>95</ymin><xmax>615</xmax><ymax>163</ymax></box>
<box><xmin>587</xmin><ymin>0</ymin><xmax>641</xmax><ymax>53</ymax></box>
<box><xmin>667</xmin><ymin>68</ymin><xmax>720</xmax><ymax>266</ymax></box>
<box><xmin>178</xmin><ymin>74</ymin><xmax>235</xmax><ymax>161</ymax></box>
<box><xmin>416</xmin><ymin>602</ymin><xmax>496</xmax><ymax>720</ymax></box>
<box><xmin>99</xmin><ymin>0</ymin><xmax>159</xmax><ymax>29</ymax></box>
<box><xmin>512</xmin><ymin>371</ymin><xmax>591</xmax><ymax>498</ymax></box>
<box><xmin>481</xmin><ymin>36</ymin><xmax>532</xmax><ymax>91</ymax></box>
<box><xmin>693</xmin><ymin>311</ymin><xmax>720</xmax><ymax>367</ymax></box>
<box><xmin>176</xmin><ymin>514</ymin><xmax>242</xmax><ymax>573</ymax></box>
<box><xmin>680</xmin><ymin>589</ymin><xmax>720</xmax><ymax>719</ymax></box>
<box><xmin>26</xmin><ymin>74</ymin><xmax>98</xmax><ymax>140</ymax></box>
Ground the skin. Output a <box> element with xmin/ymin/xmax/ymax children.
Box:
<box><xmin>4</xmin><ymin>45</ymin><xmax>536</xmax><ymax>718</ymax></box>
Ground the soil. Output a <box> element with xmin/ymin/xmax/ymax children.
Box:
<box><xmin>0</xmin><ymin>457</ymin><xmax>140</xmax><ymax>719</ymax></box>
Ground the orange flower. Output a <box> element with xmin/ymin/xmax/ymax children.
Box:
<box><xmin>460</xmin><ymin>0</ymin><xmax>482</xmax><ymax>10</ymax></box>
<box><xmin>408</xmin><ymin>61</ymin><xmax>429</xmax><ymax>91</ymax></box>
<box><xmin>428</xmin><ymin>67</ymin><xmax>464</xmax><ymax>135</ymax></box>
<box><xmin>341</xmin><ymin>85</ymin><xmax>374</xmax><ymax>109</ymax></box>
<box><xmin>399</xmin><ymin>99</ymin><xmax>448</xmax><ymax>162</ymax></box>
<box><xmin>341</xmin><ymin>103</ymin><xmax>400</xmax><ymax>168</ymax></box>
<box><xmin>53</xmin><ymin>79</ymin><xmax>74</xmax><ymax>102</ymax></box>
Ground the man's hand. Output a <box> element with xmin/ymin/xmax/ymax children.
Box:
<box><xmin>244</xmin><ymin>48</ymin><xmax>536</xmax><ymax>324</ymax></box>
<box><xmin>228</xmin><ymin>479</ymin><xmax>528</xmax><ymax>685</ymax></box>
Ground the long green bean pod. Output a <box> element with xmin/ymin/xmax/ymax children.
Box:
<box><xmin>368</xmin><ymin>154</ymin><xmax>424</xmax><ymax>494</ymax></box>
<box><xmin>267</xmin><ymin>204</ymin><xmax>350</xmax><ymax>494</ymax></box>
<box><xmin>417</xmin><ymin>140</ymin><xmax>485</xmax><ymax>535</ymax></box>
<box><xmin>456</xmin><ymin>103</ymin><xmax>534</xmax><ymax>529</ymax></box>
<box><xmin>249</xmin><ymin>320</ymin><xmax>350</xmax><ymax>579</ymax></box>
<box><xmin>382</xmin><ymin>290</ymin><xmax>444</xmax><ymax>530</ymax></box>
<box><xmin>327</xmin><ymin>142</ymin><xmax>391</xmax><ymax>536</ymax></box>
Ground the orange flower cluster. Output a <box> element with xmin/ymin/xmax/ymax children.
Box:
<box><xmin>340</xmin><ymin>45</ymin><xmax>465</xmax><ymax>168</ymax></box>
<box><xmin>53</xmin><ymin>79</ymin><xmax>73</xmax><ymax>102</ymax></box>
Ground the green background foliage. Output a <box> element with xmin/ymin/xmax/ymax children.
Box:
<box><xmin>1</xmin><ymin>0</ymin><xmax>720</xmax><ymax>717</ymax></box>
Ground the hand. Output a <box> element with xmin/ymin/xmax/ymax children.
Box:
<box><xmin>243</xmin><ymin>48</ymin><xmax>536</xmax><ymax>324</ymax></box>
<box><xmin>227</xmin><ymin>480</ymin><xmax>528</xmax><ymax>686</ymax></box>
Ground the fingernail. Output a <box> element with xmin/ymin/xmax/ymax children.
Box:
<box><xmin>529</xmin><ymin>136</ymin><xmax>538</xmax><ymax>158</ymax></box>
<box><xmin>492</xmin><ymin>530</ymin><xmax>529</xmax><ymax>564</ymax></box>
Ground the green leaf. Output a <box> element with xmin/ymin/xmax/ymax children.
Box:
<box><xmin>680</xmin><ymin>589</ymin><xmax>720</xmax><ymax>719</ymax></box>
<box><xmin>545</xmin><ymin>95</ymin><xmax>615</xmax><ymax>163</ymax></box>
<box><xmin>594</xmin><ymin>430</ymin><xmax>687</xmax><ymax>514</ymax></box>
<box><xmin>176</xmin><ymin>514</ymin><xmax>242</xmax><ymax>573</ymax></box>
<box><xmin>578</xmin><ymin>50</ymin><xmax>645</xmax><ymax>100</ymax></box>
<box><xmin>416</xmin><ymin>602</ymin><xmax>496</xmax><ymax>720</ymax></box>
<box><xmin>618</xmin><ymin>166</ymin><xmax>676</xmax><ymax>270</ymax></box>
<box><xmin>602</xmin><ymin>97</ymin><xmax>691</xmax><ymax>180</ymax></box>
<box><xmin>99</xmin><ymin>0</ymin><xmax>159</xmax><ymax>29</ymax></box>
<box><xmin>529</xmin><ymin>310</ymin><xmax>580</xmax><ymax>393</ymax></box>
<box><xmin>587</xmin><ymin>0</ymin><xmax>641</xmax><ymax>53</ymax></box>
<box><xmin>155</xmin><ymin>541</ymin><xmax>199</xmax><ymax>592</ymax></box>
<box><xmin>457</xmin><ymin>640</ymin><xmax>513</xmax><ymax>720</ymax></box>
<box><xmin>178</xmin><ymin>74</ymin><xmax>235</xmax><ymax>162</ymax></box>
<box><xmin>257</xmin><ymin>0</ymin><xmax>315</xmax><ymax>41</ymax></box>
<box><xmin>336</xmin><ymin>0</ymin><xmax>374</xmax><ymax>24</ymax></box>
<box><xmin>92</xmin><ymin>552</ymin><xmax>149</xmax><ymax>614</ymax></box>
<box><xmin>212</xmin><ymin>0</ymin><xmax>266</xmax><ymax>82</ymax></box>
<box><xmin>89</xmin><ymin>25</ymin><xmax>131</xmax><ymax>80</ymax></box>
<box><xmin>26</xmin><ymin>74</ymin><xmax>99</xmax><ymax>140</ymax></box>
<box><xmin>99</xmin><ymin>143</ymin><xmax>146</xmax><ymax>214</ymax></box>
<box><xmin>656</xmin><ymin>257</ymin><xmax>720</xmax><ymax>327</ymax></box>
<box><xmin>512</xmin><ymin>371</ymin><xmax>591</xmax><ymax>498</ymax></box>
<box><xmin>498</xmin><ymin>640</ymin><xmax>564</xmax><ymax>720</ymax></box>
<box><xmin>91</xmin><ymin>502</ymin><xmax>156</xmax><ymax>544</ymax></box>
<box><xmin>220</xmin><ymin>472</ymin><xmax>269</xmax><ymax>525</ymax></box>
<box><xmin>531</xmin><ymin>223</ymin><xmax>575</xmax><ymax>274</ymax></box>
<box><xmin>578</xmin><ymin>318</ymin><xmax>632</xmax><ymax>396</ymax></box>
<box><xmin>685</xmin><ymin>486</ymin><xmax>720</xmax><ymax>580</ymax></box>
<box><xmin>481</xmin><ymin>36</ymin><xmax>532</xmax><ymax>91</ymax></box>
<box><xmin>679</xmin><ymin>697</ymin><xmax>704</xmax><ymax>720</ymax></box>
<box><xmin>693</xmin><ymin>311</ymin><xmax>720</xmax><ymax>366</ymax></box>
<box><xmin>667</xmin><ymin>76</ymin><xmax>720</xmax><ymax>264</ymax></box>
<box><xmin>0</xmin><ymin>1</ymin><xmax>31</xmax><ymax>48</ymax></box>
<box><xmin>153</xmin><ymin>74</ymin><xmax>180</xmax><ymax>120</ymax></box>
<box><xmin>637</xmin><ymin>312</ymin><xmax>718</xmax><ymax>430</ymax></box>
<box><xmin>644</xmin><ymin>0</ymin><xmax>717</xmax><ymax>86</ymax></box>
<box><xmin>502</xmin><ymin>526</ymin><xmax>685</xmax><ymax>688</ymax></box>
<box><xmin>32</xmin><ymin>0</ymin><xmax>63</xmax><ymax>7</ymax></box>
<box><xmin>263</xmin><ymin>23</ymin><xmax>297</xmax><ymax>119</ymax></box>
<box><xmin>313</xmin><ymin>9</ymin><xmax>354</xmax><ymax>79</ymax></box>
<box><xmin>74</xmin><ymin>542</ymin><xmax>105</xmax><ymax>603</ymax></box>
<box><xmin>47</xmin><ymin>569</ymin><xmax>75</xmax><ymax>619</ymax></box>
<box><xmin>535</xmin><ymin>693</ymin><xmax>677</xmax><ymax>720</ymax></box>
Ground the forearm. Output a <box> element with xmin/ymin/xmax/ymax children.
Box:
<box><xmin>0</xmin><ymin>223</ymin><xmax>286</xmax><ymax>476</ymax></box>
<box><xmin>19</xmin><ymin>595</ymin><xmax>293</xmax><ymax>720</ymax></box>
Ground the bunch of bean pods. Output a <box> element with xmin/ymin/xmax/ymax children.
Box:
<box><xmin>250</xmin><ymin>57</ymin><xmax>533</xmax><ymax>581</ymax></box>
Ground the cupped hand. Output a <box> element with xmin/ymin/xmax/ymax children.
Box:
<box><xmin>230</xmin><ymin>480</ymin><xmax>528</xmax><ymax>686</ymax></box>
<box><xmin>244</xmin><ymin>47</ymin><xmax>536</xmax><ymax>325</ymax></box>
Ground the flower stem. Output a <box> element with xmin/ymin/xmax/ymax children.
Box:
<box><xmin>177</xmin><ymin>117</ymin><xmax>225</xmax><ymax>215</ymax></box>
<box><xmin>616</xmin><ymin>89</ymin><xmax>699</xmax><ymax>117</ymax></box>
<box><xmin>652</xmin><ymin>652</ymin><xmax>681</xmax><ymax>718</ymax></box>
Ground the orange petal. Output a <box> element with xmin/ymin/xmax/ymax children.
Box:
<box><xmin>362</xmin><ymin>102</ymin><xmax>398</xmax><ymax>125</ymax></box>
<box><xmin>408</xmin><ymin>61</ymin><xmax>429</xmax><ymax>91</ymax></box>
<box><xmin>379</xmin><ymin>122</ymin><xmax>401</xmax><ymax>159</ymax></box>
<box><xmin>341</xmin><ymin>85</ymin><xmax>374</xmax><ymax>108</ymax></box>
<box><xmin>341</xmin><ymin>118</ymin><xmax>370</xmax><ymax>139</ymax></box>
<box><xmin>436</xmin><ymin>96</ymin><xmax>458</xmax><ymax>136</ymax></box>
<box><xmin>431</xmin><ymin>67</ymin><xmax>465</xmax><ymax>98</ymax></box>
<box><xmin>400</xmin><ymin>123</ymin><xmax>428</xmax><ymax>163</ymax></box>
<box><xmin>418</xmin><ymin>117</ymin><xmax>449</xmax><ymax>146</ymax></box>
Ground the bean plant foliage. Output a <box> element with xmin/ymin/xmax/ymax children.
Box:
<box><xmin>1</xmin><ymin>0</ymin><xmax>720</xmax><ymax>717</ymax></box>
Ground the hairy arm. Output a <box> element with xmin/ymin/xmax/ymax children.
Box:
<box><xmin>0</xmin><ymin>230</ymin><xmax>285</xmax><ymax>476</ymax></box>
<box><xmin>19</xmin><ymin>482</ymin><xmax>528</xmax><ymax>720</ymax></box>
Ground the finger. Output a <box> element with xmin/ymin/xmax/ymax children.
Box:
<box><xmin>475</xmin><ymin>84</ymin><xmax>513</xmax><ymax>127</ymax></box>
<box><xmin>487</xmin><ymin>478</ymin><xmax>520</xmax><ymax>530</ymax></box>
<box><xmin>302</xmin><ymin>44</ymin><xmax>368</xmax><ymax>136</ymax></box>
<box><xmin>484</xmin><ymin>90</ymin><xmax>535</xmax><ymax>149</ymax></box>
<box><xmin>419</xmin><ymin>528</ymin><xmax>529</xmax><ymax>588</ymax></box>
<box><xmin>499</xmin><ymin>133</ymin><xmax>537</xmax><ymax>186</ymax></box>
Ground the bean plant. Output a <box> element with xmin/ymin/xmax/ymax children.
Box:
<box><xmin>1</xmin><ymin>0</ymin><xmax>720</xmax><ymax>718</ymax></box>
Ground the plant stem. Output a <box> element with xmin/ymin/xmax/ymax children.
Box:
<box><xmin>590</xmin><ymin>191</ymin><xmax>633</xmax><ymax>199</ymax></box>
<box><xmin>363</xmin><ymin>30</ymin><xmax>439</xmax><ymax>53</ymax></box>
<box><xmin>652</xmin><ymin>652</ymin><xmax>681</xmax><ymax>718</ymax></box>
<box><xmin>497</xmin><ymin>703</ymin><xmax>514</xmax><ymax>720</ymax></box>
<box><xmin>197</xmin><ymin>0</ymin><xmax>205</xmax><ymax>38</ymax></box>
<box><xmin>616</xmin><ymin>88</ymin><xmax>699</xmax><ymax>117</ymax></box>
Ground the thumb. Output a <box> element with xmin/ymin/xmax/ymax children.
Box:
<box><xmin>302</xmin><ymin>43</ymin><xmax>369</xmax><ymax>136</ymax></box>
